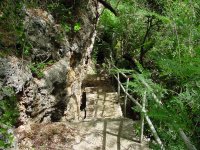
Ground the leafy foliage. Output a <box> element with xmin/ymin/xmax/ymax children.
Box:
<box><xmin>96</xmin><ymin>0</ymin><xmax>200</xmax><ymax>149</ymax></box>
<box><xmin>0</xmin><ymin>88</ymin><xmax>19</xmax><ymax>149</ymax></box>
<box><xmin>74</xmin><ymin>22</ymin><xmax>81</xmax><ymax>32</ymax></box>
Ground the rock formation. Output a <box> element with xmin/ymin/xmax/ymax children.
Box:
<box><xmin>0</xmin><ymin>0</ymin><xmax>100</xmax><ymax>124</ymax></box>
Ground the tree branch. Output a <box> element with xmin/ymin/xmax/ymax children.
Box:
<box><xmin>98</xmin><ymin>0</ymin><xmax>118</xmax><ymax>16</ymax></box>
<box><xmin>139</xmin><ymin>16</ymin><xmax>153</xmax><ymax>66</ymax></box>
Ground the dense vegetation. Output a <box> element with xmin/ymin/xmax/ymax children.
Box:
<box><xmin>94</xmin><ymin>0</ymin><xmax>200</xmax><ymax>149</ymax></box>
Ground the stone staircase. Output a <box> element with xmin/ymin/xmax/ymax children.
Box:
<box><xmin>14</xmin><ymin>73</ymin><xmax>149</xmax><ymax>150</ymax></box>
<box><xmin>80</xmin><ymin>74</ymin><xmax>122</xmax><ymax>120</ymax></box>
<box><xmin>75</xmin><ymin>73</ymin><xmax>149</xmax><ymax>150</ymax></box>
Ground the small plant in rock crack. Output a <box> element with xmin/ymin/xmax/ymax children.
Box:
<box><xmin>23</xmin><ymin>45</ymin><xmax>31</xmax><ymax>56</ymax></box>
<box><xmin>30</xmin><ymin>63</ymin><xmax>45</xmax><ymax>78</ymax></box>
<box><xmin>74</xmin><ymin>22</ymin><xmax>81</xmax><ymax>32</ymax></box>
<box><xmin>30</xmin><ymin>61</ymin><xmax>54</xmax><ymax>78</ymax></box>
<box><xmin>63</xmin><ymin>23</ymin><xmax>71</xmax><ymax>33</ymax></box>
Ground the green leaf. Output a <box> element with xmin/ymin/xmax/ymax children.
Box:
<box><xmin>74</xmin><ymin>23</ymin><xmax>81</xmax><ymax>32</ymax></box>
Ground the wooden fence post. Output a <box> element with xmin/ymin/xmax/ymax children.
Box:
<box><xmin>110</xmin><ymin>66</ymin><xmax>166</xmax><ymax>149</ymax></box>
<box><xmin>179</xmin><ymin>129</ymin><xmax>197</xmax><ymax>150</ymax></box>
<box><xmin>117</xmin><ymin>73</ymin><xmax>120</xmax><ymax>102</ymax></box>
<box><xmin>145</xmin><ymin>115</ymin><xmax>164</xmax><ymax>149</ymax></box>
<box><xmin>124</xmin><ymin>78</ymin><xmax>129</xmax><ymax>117</ymax></box>
<box><xmin>140</xmin><ymin>91</ymin><xmax>146</xmax><ymax>143</ymax></box>
<box><xmin>108</xmin><ymin>62</ymin><xmax>111</xmax><ymax>74</ymax></box>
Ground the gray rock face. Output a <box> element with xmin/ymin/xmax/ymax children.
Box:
<box><xmin>18</xmin><ymin>57</ymin><xmax>71</xmax><ymax>123</ymax></box>
<box><xmin>24</xmin><ymin>8</ymin><xmax>70</xmax><ymax>61</ymax></box>
<box><xmin>0</xmin><ymin>57</ymin><xmax>32</xmax><ymax>95</ymax></box>
<box><xmin>14</xmin><ymin>0</ymin><xmax>99</xmax><ymax>124</ymax></box>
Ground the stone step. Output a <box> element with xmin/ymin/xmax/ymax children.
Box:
<box><xmin>80</xmin><ymin>87</ymin><xmax>122</xmax><ymax>120</ymax></box>
<box><xmin>15</xmin><ymin>118</ymin><xmax>149</xmax><ymax>150</ymax></box>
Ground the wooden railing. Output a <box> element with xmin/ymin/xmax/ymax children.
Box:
<box><xmin>106</xmin><ymin>60</ymin><xmax>164</xmax><ymax>149</ymax></box>
<box><xmin>105</xmin><ymin>59</ymin><xmax>197</xmax><ymax>150</ymax></box>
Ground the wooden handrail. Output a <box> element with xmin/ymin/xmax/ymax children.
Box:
<box><xmin>124</xmin><ymin>78</ymin><xmax>129</xmax><ymax>117</ymax></box>
<box><xmin>105</xmin><ymin>59</ymin><xmax>197</xmax><ymax>150</ymax></box>
<box><xmin>110</xmin><ymin>63</ymin><xmax>132</xmax><ymax>79</ymax></box>
<box><xmin>109</xmin><ymin>61</ymin><xmax>162</xmax><ymax>105</ymax></box>
<box><xmin>140</xmin><ymin>91</ymin><xmax>146</xmax><ymax>143</ymax></box>
<box><xmin>113</xmin><ymin>74</ymin><xmax>164</xmax><ymax>149</ymax></box>
<box><xmin>179</xmin><ymin>129</ymin><xmax>197</xmax><ymax>150</ymax></box>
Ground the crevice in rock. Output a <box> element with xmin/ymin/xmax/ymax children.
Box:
<box><xmin>80</xmin><ymin>91</ymin><xmax>87</xmax><ymax>111</ymax></box>
<box><xmin>51</xmin><ymin>99</ymin><xmax>67</xmax><ymax>122</ymax></box>
<box><xmin>70</xmin><ymin>52</ymin><xmax>82</xmax><ymax>68</ymax></box>
<box><xmin>50</xmin><ymin>81</ymin><xmax>67</xmax><ymax>122</ymax></box>
<box><xmin>80</xmin><ymin>91</ymin><xmax>87</xmax><ymax>119</ymax></box>
<box><xmin>85</xmin><ymin>56</ymin><xmax>89</xmax><ymax>65</ymax></box>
